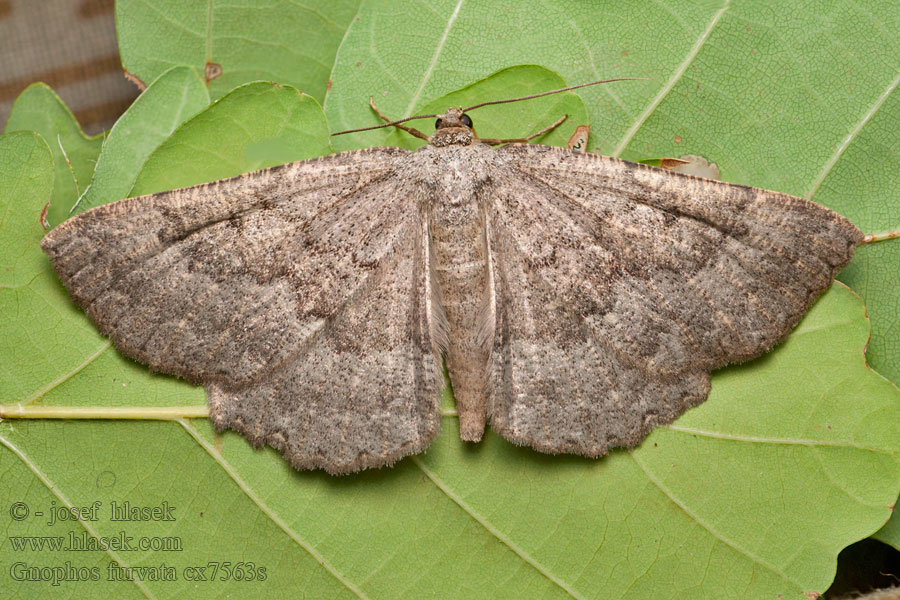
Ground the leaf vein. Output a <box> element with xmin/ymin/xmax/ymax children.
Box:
<box><xmin>664</xmin><ymin>424</ymin><xmax>894</xmax><ymax>454</ymax></box>
<box><xmin>403</xmin><ymin>0</ymin><xmax>465</xmax><ymax>116</ymax></box>
<box><xmin>612</xmin><ymin>0</ymin><xmax>732</xmax><ymax>156</ymax></box>
<box><xmin>630</xmin><ymin>451</ymin><xmax>806</xmax><ymax>590</ymax></box>
<box><xmin>410</xmin><ymin>456</ymin><xmax>586</xmax><ymax>600</ymax></box>
<box><xmin>176</xmin><ymin>419</ymin><xmax>369</xmax><ymax>599</ymax></box>
<box><xmin>805</xmin><ymin>66</ymin><xmax>900</xmax><ymax>200</ymax></box>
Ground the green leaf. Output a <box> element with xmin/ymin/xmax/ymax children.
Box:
<box><xmin>115</xmin><ymin>0</ymin><xmax>362</xmax><ymax>103</ymax></box>
<box><xmin>3</xmin><ymin>84</ymin><xmax>104</xmax><ymax>227</ymax></box>
<box><xmin>131</xmin><ymin>81</ymin><xmax>332</xmax><ymax>196</ymax></box>
<box><xmin>815</xmin><ymin>85</ymin><xmax>900</xmax><ymax>411</ymax></box>
<box><xmin>4</xmin><ymin>3</ymin><xmax>900</xmax><ymax>598</ymax></box>
<box><xmin>76</xmin><ymin>66</ymin><xmax>210</xmax><ymax>214</ymax></box>
<box><xmin>0</xmin><ymin>132</ymin><xmax>53</xmax><ymax>289</ymax></box>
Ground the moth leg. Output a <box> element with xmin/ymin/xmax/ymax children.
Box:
<box><xmin>479</xmin><ymin>115</ymin><xmax>568</xmax><ymax>146</ymax></box>
<box><xmin>369</xmin><ymin>97</ymin><xmax>430</xmax><ymax>141</ymax></box>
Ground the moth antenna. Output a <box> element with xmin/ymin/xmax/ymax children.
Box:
<box><xmin>462</xmin><ymin>77</ymin><xmax>650</xmax><ymax>112</ymax></box>
<box><xmin>332</xmin><ymin>100</ymin><xmax>441</xmax><ymax>136</ymax></box>
<box><xmin>331</xmin><ymin>77</ymin><xmax>649</xmax><ymax>137</ymax></box>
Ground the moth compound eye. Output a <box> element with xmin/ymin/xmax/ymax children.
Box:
<box><xmin>435</xmin><ymin>118</ymin><xmax>443</xmax><ymax>129</ymax></box>
<box><xmin>461</xmin><ymin>114</ymin><xmax>473</xmax><ymax>128</ymax></box>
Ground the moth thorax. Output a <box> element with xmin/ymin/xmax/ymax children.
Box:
<box><xmin>430</xmin><ymin>128</ymin><xmax>475</xmax><ymax>147</ymax></box>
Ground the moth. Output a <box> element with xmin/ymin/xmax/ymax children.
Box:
<box><xmin>41</xmin><ymin>81</ymin><xmax>863</xmax><ymax>474</ymax></box>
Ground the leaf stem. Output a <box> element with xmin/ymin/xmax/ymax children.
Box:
<box><xmin>0</xmin><ymin>405</ymin><xmax>208</xmax><ymax>420</ymax></box>
<box><xmin>862</xmin><ymin>228</ymin><xmax>900</xmax><ymax>244</ymax></box>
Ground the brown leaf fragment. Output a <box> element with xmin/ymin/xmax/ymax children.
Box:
<box><xmin>40</xmin><ymin>201</ymin><xmax>50</xmax><ymax>230</ymax></box>
<box><xmin>123</xmin><ymin>68</ymin><xmax>146</xmax><ymax>91</ymax></box>
<box><xmin>205</xmin><ymin>62</ymin><xmax>222</xmax><ymax>82</ymax></box>
<box><xmin>664</xmin><ymin>154</ymin><xmax>720</xmax><ymax>180</ymax></box>
<box><xmin>567</xmin><ymin>125</ymin><xmax>589</xmax><ymax>152</ymax></box>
